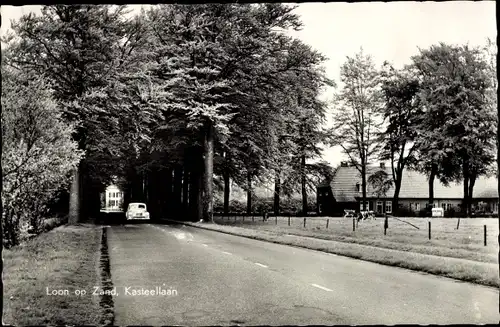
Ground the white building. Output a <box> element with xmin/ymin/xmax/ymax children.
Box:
<box><xmin>105</xmin><ymin>184</ymin><xmax>124</xmax><ymax>211</ymax></box>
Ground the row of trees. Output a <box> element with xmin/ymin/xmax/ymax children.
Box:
<box><xmin>2</xmin><ymin>4</ymin><xmax>335</xmax><ymax>229</ymax></box>
<box><xmin>331</xmin><ymin>42</ymin><xmax>497</xmax><ymax>216</ymax></box>
<box><xmin>2</xmin><ymin>5</ymin><xmax>496</xmax><ymax>243</ymax></box>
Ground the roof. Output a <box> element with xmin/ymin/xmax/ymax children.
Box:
<box><xmin>329</xmin><ymin>165</ymin><xmax>498</xmax><ymax>202</ymax></box>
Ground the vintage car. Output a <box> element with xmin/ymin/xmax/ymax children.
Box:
<box><xmin>126</xmin><ymin>202</ymin><xmax>150</xmax><ymax>220</ymax></box>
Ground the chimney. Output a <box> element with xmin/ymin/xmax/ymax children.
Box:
<box><xmin>380</xmin><ymin>162</ymin><xmax>385</xmax><ymax>169</ymax></box>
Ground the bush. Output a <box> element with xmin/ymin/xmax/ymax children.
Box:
<box><xmin>213</xmin><ymin>196</ymin><xmax>317</xmax><ymax>215</ymax></box>
<box><xmin>418</xmin><ymin>207</ymin><xmax>432</xmax><ymax>218</ymax></box>
<box><xmin>1</xmin><ymin>68</ymin><xmax>82</xmax><ymax>247</ymax></box>
<box><xmin>43</xmin><ymin>216</ymin><xmax>68</xmax><ymax>232</ymax></box>
<box><xmin>395</xmin><ymin>206</ymin><xmax>415</xmax><ymax>217</ymax></box>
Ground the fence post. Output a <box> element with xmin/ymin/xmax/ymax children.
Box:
<box><xmin>288</xmin><ymin>215</ymin><xmax>290</xmax><ymax>226</ymax></box>
<box><xmin>275</xmin><ymin>215</ymin><xmax>277</xmax><ymax>225</ymax></box>
<box><xmin>384</xmin><ymin>216</ymin><xmax>388</xmax><ymax>235</ymax></box>
<box><xmin>252</xmin><ymin>214</ymin><xmax>254</xmax><ymax>222</ymax></box>
<box><xmin>456</xmin><ymin>218</ymin><xmax>460</xmax><ymax>230</ymax></box>
<box><xmin>326</xmin><ymin>219</ymin><xmax>329</xmax><ymax>229</ymax></box>
<box><xmin>353</xmin><ymin>218</ymin><xmax>355</xmax><ymax>231</ymax></box>
<box><xmin>303</xmin><ymin>217</ymin><xmax>306</xmax><ymax>228</ymax></box>
<box><xmin>428</xmin><ymin>221</ymin><xmax>431</xmax><ymax>240</ymax></box>
<box><xmin>484</xmin><ymin>225</ymin><xmax>487</xmax><ymax>246</ymax></box>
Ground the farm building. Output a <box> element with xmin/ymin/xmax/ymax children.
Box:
<box><xmin>317</xmin><ymin>163</ymin><xmax>498</xmax><ymax>217</ymax></box>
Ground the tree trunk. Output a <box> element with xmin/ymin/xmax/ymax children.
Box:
<box><xmin>132</xmin><ymin>169</ymin><xmax>144</xmax><ymax>202</ymax></box>
<box><xmin>202</xmin><ymin>120</ymin><xmax>214</xmax><ymax>222</ymax></box>
<box><xmin>189</xmin><ymin>168</ymin><xmax>200</xmax><ymax>221</ymax></box>
<box><xmin>148</xmin><ymin>168</ymin><xmax>161</xmax><ymax>221</ymax></box>
<box><xmin>462</xmin><ymin>160</ymin><xmax>470</xmax><ymax>217</ymax></box>
<box><xmin>301</xmin><ymin>154</ymin><xmax>308</xmax><ymax>215</ymax></box>
<box><xmin>361</xmin><ymin>164</ymin><xmax>367</xmax><ymax>211</ymax></box>
<box><xmin>223</xmin><ymin>169</ymin><xmax>230</xmax><ymax>215</ymax></box>
<box><xmin>183</xmin><ymin>169</ymin><xmax>190</xmax><ymax>213</ymax></box>
<box><xmin>143</xmin><ymin>171</ymin><xmax>148</xmax><ymax>205</ymax></box>
<box><xmin>197</xmin><ymin>164</ymin><xmax>204</xmax><ymax>222</ymax></box>
<box><xmin>392</xmin><ymin>169</ymin><xmax>403</xmax><ymax>216</ymax></box>
<box><xmin>428</xmin><ymin>163</ymin><xmax>437</xmax><ymax>208</ymax></box>
<box><xmin>189</xmin><ymin>149</ymin><xmax>204</xmax><ymax>222</ymax></box>
<box><xmin>173</xmin><ymin>165</ymin><xmax>183</xmax><ymax>217</ymax></box>
<box><xmin>274</xmin><ymin>170</ymin><xmax>280</xmax><ymax>216</ymax></box>
<box><xmin>68</xmin><ymin>165</ymin><xmax>80</xmax><ymax>224</ymax></box>
<box><xmin>246</xmin><ymin>171</ymin><xmax>252</xmax><ymax>214</ymax></box>
<box><xmin>468</xmin><ymin>173</ymin><xmax>476</xmax><ymax>217</ymax></box>
<box><xmin>165</xmin><ymin>167</ymin><xmax>173</xmax><ymax>216</ymax></box>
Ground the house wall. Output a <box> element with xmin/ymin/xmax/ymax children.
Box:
<box><xmin>473</xmin><ymin>199</ymin><xmax>498</xmax><ymax>213</ymax></box>
<box><xmin>105</xmin><ymin>185</ymin><xmax>124</xmax><ymax>211</ymax></box>
<box><xmin>399</xmin><ymin>199</ymin><xmax>462</xmax><ymax>212</ymax></box>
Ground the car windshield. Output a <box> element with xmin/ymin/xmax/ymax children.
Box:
<box><xmin>129</xmin><ymin>203</ymin><xmax>146</xmax><ymax>210</ymax></box>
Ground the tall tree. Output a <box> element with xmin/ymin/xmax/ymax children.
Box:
<box><xmin>330</xmin><ymin>48</ymin><xmax>383</xmax><ymax>212</ymax></box>
<box><xmin>3</xmin><ymin>5</ymin><xmax>142</xmax><ymax>223</ymax></box>
<box><xmin>378</xmin><ymin>63</ymin><xmax>422</xmax><ymax>215</ymax></box>
<box><xmin>412</xmin><ymin>43</ymin><xmax>495</xmax><ymax>216</ymax></box>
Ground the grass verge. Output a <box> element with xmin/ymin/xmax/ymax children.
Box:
<box><xmin>2</xmin><ymin>224</ymin><xmax>102</xmax><ymax>325</ymax></box>
<box><xmin>168</xmin><ymin>220</ymin><xmax>499</xmax><ymax>288</ymax></box>
<box><xmin>213</xmin><ymin>216</ymin><xmax>498</xmax><ymax>263</ymax></box>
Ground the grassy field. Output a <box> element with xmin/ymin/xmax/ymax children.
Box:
<box><xmin>213</xmin><ymin>216</ymin><xmax>499</xmax><ymax>263</ymax></box>
<box><xmin>2</xmin><ymin>224</ymin><xmax>102</xmax><ymax>326</ymax></box>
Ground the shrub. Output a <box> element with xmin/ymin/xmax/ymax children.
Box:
<box><xmin>395</xmin><ymin>206</ymin><xmax>415</xmax><ymax>217</ymax></box>
<box><xmin>1</xmin><ymin>68</ymin><xmax>82</xmax><ymax>247</ymax></box>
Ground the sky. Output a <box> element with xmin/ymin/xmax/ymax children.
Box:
<box><xmin>1</xmin><ymin>2</ymin><xmax>496</xmax><ymax>168</ymax></box>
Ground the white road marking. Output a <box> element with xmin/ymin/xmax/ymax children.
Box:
<box><xmin>221</xmin><ymin>251</ymin><xmax>232</xmax><ymax>255</ymax></box>
<box><xmin>255</xmin><ymin>263</ymin><xmax>268</xmax><ymax>268</ymax></box>
<box><xmin>311</xmin><ymin>284</ymin><xmax>333</xmax><ymax>292</ymax></box>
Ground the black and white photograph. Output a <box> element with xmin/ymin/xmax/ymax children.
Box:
<box><xmin>1</xmin><ymin>2</ymin><xmax>498</xmax><ymax>326</ymax></box>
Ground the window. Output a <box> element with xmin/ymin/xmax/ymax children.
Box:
<box><xmin>360</xmin><ymin>201</ymin><xmax>369</xmax><ymax>211</ymax></box>
<box><xmin>441</xmin><ymin>203</ymin><xmax>446</xmax><ymax>210</ymax></box>
<box><xmin>410</xmin><ymin>203</ymin><xmax>414</xmax><ymax>211</ymax></box>
<box><xmin>415</xmin><ymin>203</ymin><xmax>421</xmax><ymax>211</ymax></box>
<box><xmin>385</xmin><ymin>201</ymin><xmax>392</xmax><ymax>214</ymax></box>
<box><xmin>377</xmin><ymin>201</ymin><xmax>383</xmax><ymax>213</ymax></box>
<box><xmin>447</xmin><ymin>203</ymin><xmax>452</xmax><ymax>211</ymax></box>
<box><xmin>356</xmin><ymin>183</ymin><xmax>360</xmax><ymax>192</ymax></box>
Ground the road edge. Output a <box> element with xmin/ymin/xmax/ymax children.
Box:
<box><xmin>99</xmin><ymin>226</ymin><xmax>115</xmax><ymax>326</ymax></box>
<box><xmin>159</xmin><ymin>219</ymin><xmax>499</xmax><ymax>289</ymax></box>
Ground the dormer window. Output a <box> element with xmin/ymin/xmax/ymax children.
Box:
<box><xmin>356</xmin><ymin>183</ymin><xmax>360</xmax><ymax>192</ymax></box>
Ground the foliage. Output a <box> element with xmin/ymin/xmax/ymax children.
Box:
<box><xmin>330</xmin><ymin>48</ymin><xmax>383</xmax><ymax>210</ymax></box>
<box><xmin>411</xmin><ymin>43</ymin><xmax>496</xmax><ymax>215</ymax></box>
<box><xmin>378</xmin><ymin>63</ymin><xmax>422</xmax><ymax>213</ymax></box>
<box><xmin>1</xmin><ymin>67</ymin><xmax>82</xmax><ymax>246</ymax></box>
<box><xmin>367</xmin><ymin>170</ymin><xmax>393</xmax><ymax>198</ymax></box>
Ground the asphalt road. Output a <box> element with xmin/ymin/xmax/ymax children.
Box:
<box><xmin>107</xmin><ymin>222</ymin><xmax>499</xmax><ymax>325</ymax></box>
